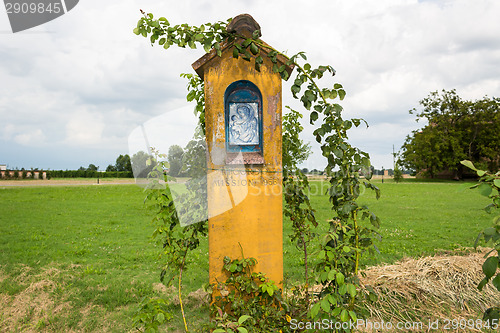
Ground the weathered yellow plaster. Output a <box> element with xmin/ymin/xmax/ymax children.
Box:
<box><xmin>196</xmin><ymin>44</ymin><xmax>284</xmax><ymax>288</ymax></box>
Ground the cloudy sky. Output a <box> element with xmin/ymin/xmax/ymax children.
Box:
<box><xmin>1</xmin><ymin>0</ymin><xmax>500</xmax><ymax>171</ymax></box>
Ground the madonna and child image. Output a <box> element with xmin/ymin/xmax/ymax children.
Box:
<box><xmin>228</xmin><ymin>102</ymin><xmax>259</xmax><ymax>146</ymax></box>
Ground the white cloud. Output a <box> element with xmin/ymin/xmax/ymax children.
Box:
<box><xmin>14</xmin><ymin>129</ymin><xmax>46</xmax><ymax>146</ymax></box>
<box><xmin>1</xmin><ymin>0</ymin><xmax>500</xmax><ymax>169</ymax></box>
<box><xmin>2</xmin><ymin>123</ymin><xmax>46</xmax><ymax>146</ymax></box>
<box><xmin>65</xmin><ymin>109</ymin><xmax>105</xmax><ymax>145</ymax></box>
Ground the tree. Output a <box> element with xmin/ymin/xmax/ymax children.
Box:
<box><xmin>116</xmin><ymin>154</ymin><xmax>132</xmax><ymax>172</ymax></box>
<box><xmin>131</xmin><ymin>151</ymin><xmax>156</xmax><ymax>178</ymax></box>
<box><xmin>392</xmin><ymin>145</ymin><xmax>403</xmax><ymax>183</ymax></box>
<box><xmin>400</xmin><ymin>90</ymin><xmax>500</xmax><ymax>179</ymax></box>
<box><xmin>106</xmin><ymin>164</ymin><xmax>117</xmax><ymax>172</ymax></box>
<box><xmin>167</xmin><ymin>145</ymin><xmax>183</xmax><ymax>177</ymax></box>
<box><xmin>87</xmin><ymin>164</ymin><xmax>98</xmax><ymax>171</ymax></box>
<box><xmin>180</xmin><ymin>139</ymin><xmax>206</xmax><ymax>178</ymax></box>
<box><xmin>393</xmin><ymin>166</ymin><xmax>403</xmax><ymax>183</ymax></box>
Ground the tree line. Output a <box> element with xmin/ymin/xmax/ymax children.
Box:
<box><xmin>399</xmin><ymin>90</ymin><xmax>500</xmax><ymax>179</ymax></box>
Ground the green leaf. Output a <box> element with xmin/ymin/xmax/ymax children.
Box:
<box><xmin>310</xmin><ymin>111</ymin><xmax>319</xmax><ymax>124</ymax></box>
<box><xmin>305</xmin><ymin>90</ymin><xmax>316</xmax><ymax>102</ymax></box>
<box><xmin>159</xmin><ymin>38</ymin><xmax>166</xmax><ymax>45</ymax></box>
<box><xmin>291</xmin><ymin>85</ymin><xmax>301</xmax><ymax>96</ymax></box>
<box><xmin>229</xmin><ymin>262</ymin><xmax>237</xmax><ymax>272</ymax></box>
<box><xmin>321</xmin><ymin>299</ymin><xmax>330</xmax><ymax>312</ymax></box>
<box><xmin>194</xmin><ymin>33</ymin><xmax>204</xmax><ymax>42</ymax></box>
<box><xmin>474</xmin><ymin>231</ymin><xmax>484</xmax><ymax>248</ymax></box>
<box><xmin>213</xmin><ymin>329</ymin><xmax>226</xmax><ymax>333</ymax></box>
<box><xmin>250</xmin><ymin>43</ymin><xmax>259</xmax><ymax>55</ymax></box>
<box><xmin>478</xmin><ymin>276</ymin><xmax>489</xmax><ymax>291</ymax></box>
<box><xmin>238</xmin><ymin>315</ymin><xmax>251</xmax><ymax>325</ymax></box>
<box><xmin>133</xmin><ymin>27</ymin><xmax>140</xmax><ymax>35</ymax></box>
<box><xmin>494</xmin><ymin>179</ymin><xmax>500</xmax><ymax>188</ymax></box>
<box><xmin>338</xmin><ymin>89</ymin><xmax>346</xmax><ymax>100</ymax></box>
<box><xmin>347</xmin><ymin>283</ymin><xmax>357</xmax><ymax>297</ymax></box>
<box><xmin>203</xmin><ymin>41</ymin><xmax>211</xmax><ymax>53</ymax></box>
<box><xmin>479</xmin><ymin>183</ymin><xmax>493</xmax><ymax>197</ymax></box>
<box><xmin>338</xmin><ymin>283</ymin><xmax>347</xmax><ymax>295</ymax></box>
<box><xmin>482</xmin><ymin>256</ymin><xmax>499</xmax><ymax>279</ymax></box>
<box><xmin>327</xmin><ymin>269</ymin><xmax>336</xmax><ymax>281</ymax></box>
<box><xmin>281</xmin><ymin>70</ymin><xmax>289</xmax><ymax>81</ymax></box>
<box><xmin>477</xmin><ymin>170</ymin><xmax>486</xmax><ymax>176</ymax></box>
<box><xmin>340</xmin><ymin>309</ymin><xmax>349</xmax><ymax>322</ymax></box>
<box><xmin>484</xmin><ymin>228</ymin><xmax>497</xmax><ymax>236</ymax></box>
<box><xmin>334</xmin><ymin>83</ymin><xmax>343</xmax><ymax>89</ymax></box>
<box><xmin>492</xmin><ymin>274</ymin><xmax>500</xmax><ymax>291</ymax></box>
<box><xmin>336</xmin><ymin>272</ymin><xmax>345</xmax><ymax>285</ymax></box>
<box><xmin>332</xmin><ymin>307</ymin><xmax>341</xmax><ymax>316</ymax></box>
<box><xmin>333</xmin><ymin>148</ymin><xmax>343</xmax><ymax>158</ymax></box>
<box><xmin>303</xmin><ymin>63</ymin><xmax>311</xmax><ymax>71</ymax></box>
<box><xmin>310</xmin><ymin>302</ymin><xmax>321</xmax><ymax>319</ymax></box>
<box><xmin>460</xmin><ymin>160</ymin><xmax>476</xmax><ymax>171</ymax></box>
<box><xmin>242</xmin><ymin>39</ymin><xmax>252</xmax><ymax>47</ymax></box>
<box><xmin>156</xmin><ymin>312</ymin><xmax>165</xmax><ymax>323</ymax></box>
<box><xmin>318</xmin><ymin>250</ymin><xmax>325</xmax><ymax>260</ymax></box>
<box><xmin>237</xmin><ymin>328</ymin><xmax>248</xmax><ymax>333</ymax></box>
<box><xmin>233</xmin><ymin>47</ymin><xmax>239</xmax><ymax>59</ymax></box>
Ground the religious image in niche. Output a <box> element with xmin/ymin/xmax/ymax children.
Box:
<box><xmin>228</xmin><ymin>102</ymin><xmax>259</xmax><ymax>146</ymax></box>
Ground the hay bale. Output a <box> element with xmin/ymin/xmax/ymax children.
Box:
<box><xmin>360</xmin><ymin>249</ymin><xmax>500</xmax><ymax>330</ymax></box>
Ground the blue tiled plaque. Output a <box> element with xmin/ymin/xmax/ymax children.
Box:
<box><xmin>228</xmin><ymin>102</ymin><xmax>259</xmax><ymax>146</ymax></box>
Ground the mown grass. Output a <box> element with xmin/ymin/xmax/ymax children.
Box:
<box><xmin>0</xmin><ymin>186</ymin><xmax>145</xmax><ymax>330</ymax></box>
<box><xmin>0</xmin><ymin>179</ymin><xmax>493</xmax><ymax>331</ymax></box>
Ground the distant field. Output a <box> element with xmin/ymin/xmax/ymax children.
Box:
<box><xmin>308</xmin><ymin>180</ymin><xmax>492</xmax><ymax>264</ymax></box>
<box><xmin>0</xmin><ymin>179</ymin><xmax>493</xmax><ymax>332</ymax></box>
<box><xmin>0</xmin><ymin>178</ymin><xmax>136</xmax><ymax>186</ymax></box>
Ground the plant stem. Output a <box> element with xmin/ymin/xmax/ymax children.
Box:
<box><xmin>301</xmin><ymin>233</ymin><xmax>309</xmax><ymax>306</ymax></box>
<box><xmin>179</xmin><ymin>251</ymin><xmax>189</xmax><ymax>332</ymax></box>
<box><xmin>350</xmin><ymin>210</ymin><xmax>360</xmax><ymax>310</ymax></box>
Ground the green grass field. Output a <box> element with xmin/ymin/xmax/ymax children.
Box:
<box><xmin>0</xmin><ymin>180</ymin><xmax>493</xmax><ymax>331</ymax></box>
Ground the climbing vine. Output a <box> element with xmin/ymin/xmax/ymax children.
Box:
<box><xmin>461</xmin><ymin>160</ymin><xmax>500</xmax><ymax>323</ymax></box>
<box><xmin>135</xmin><ymin>12</ymin><xmax>381</xmax><ymax>331</ymax></box>
<box><xmin>282</xmin><ymin>107</ymin><xmax>317</xmax><ymax>308</ymax></box>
